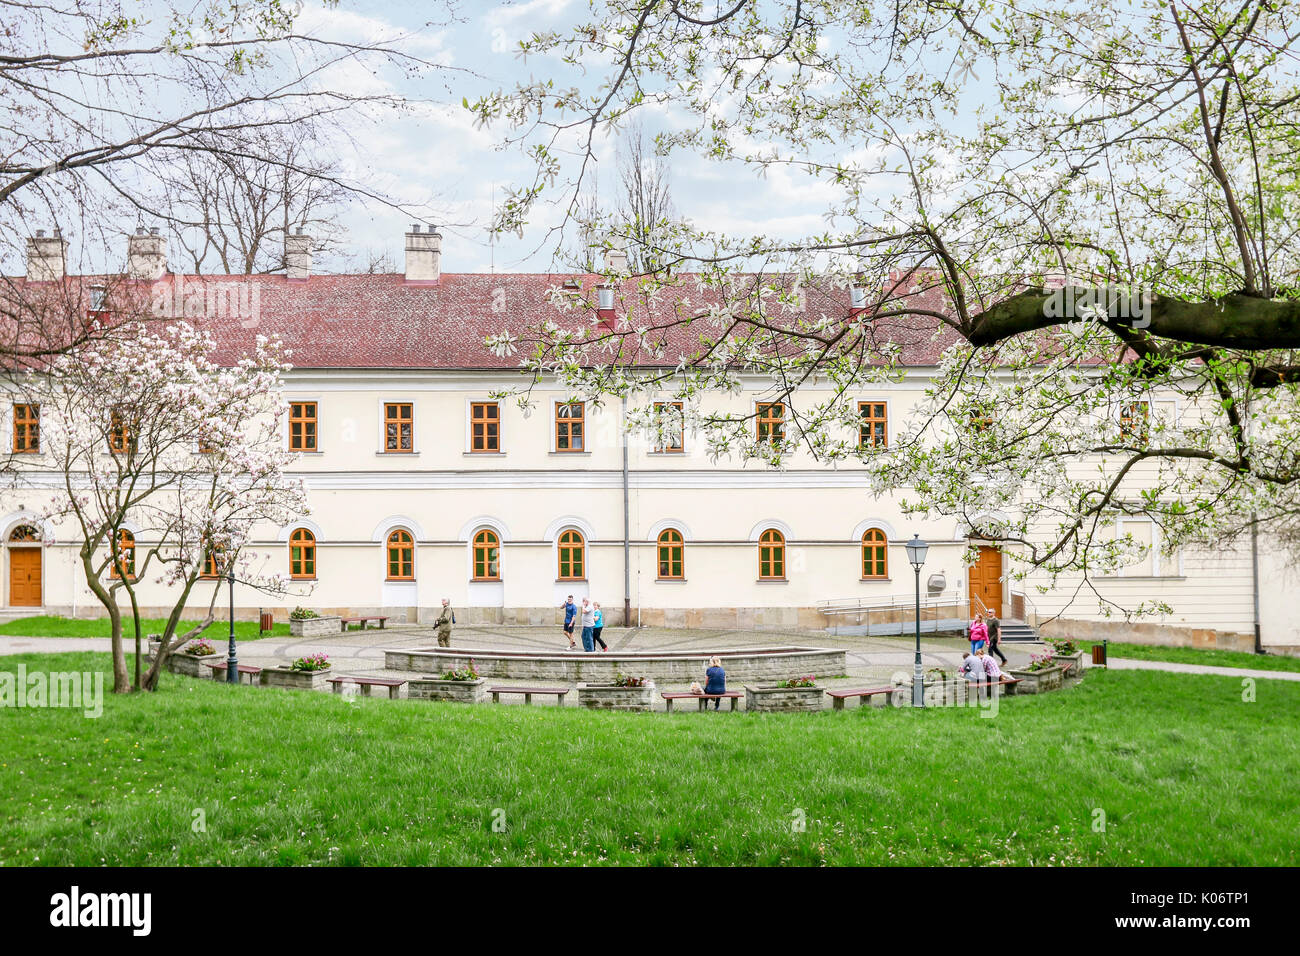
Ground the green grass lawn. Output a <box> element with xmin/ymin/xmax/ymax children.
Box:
<box><xmin>1080</xmin><ymin>640</ymin><xmax>1300</xmax><ymax>673</ymax></box>
<box><xmin>0</xmin><ymin>614</ymin><xmax>286</xmax><ymax>641</ymax></box>
<box><xmin>1</xmin><ymin>652</ymin><xmax>1296</xmax><ymax>866</ymax></box>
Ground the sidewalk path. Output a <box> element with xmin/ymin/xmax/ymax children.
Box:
<box><xmin>0</xmin><ymin>637</ymin><xmax>113</xmax><ymax>654</ymax></box>
<box><xmin>1107</xmin><ymin>656</ymin><xmax>1300</xmax><ymax>682</ymax></box>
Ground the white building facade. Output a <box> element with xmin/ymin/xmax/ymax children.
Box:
<box><xmin>1</xmin><ymin>228</ymin><xmax>1292</xmax><ymax>652</ymax></box>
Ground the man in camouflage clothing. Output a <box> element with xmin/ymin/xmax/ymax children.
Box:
<box><xmin>434</xmin><ymin>597</ymin><xmax>454</xmax><ymax>647</ymax></box>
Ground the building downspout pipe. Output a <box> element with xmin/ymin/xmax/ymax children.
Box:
<box><xmin>622</xmin><ymin>394</ymin><xmax>632</xmax><ymax>627</ymax></box>
<box><xmin>1251</xmin><ymin>514</ymin><xmax>1262</xmax><ymax>655</ymax></box>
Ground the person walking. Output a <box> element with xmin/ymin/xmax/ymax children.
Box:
<box><xmin>703</xmin><ymin>656</ymin><xmax>727</xmax><ymax>710</ymax></box>
<box><xmin>434</xmin><ymin>598</ymin><xmax>454</xmax><ymax>648</ymax></box>
<box><xmin>986</xmin><ymin>613</ymin><xmax>1008</xmax><ymax>665</ymax></box>
<box><xmin>969</xmin><ymin>613</ymin><xmax>988</xmax><ymax>653</ymax></box>
<box><xmin>591</xmin><ymin>602</ymin><xmax>608</xmax><ymax>651</ymax></box>
<box><xmin>579</xmin><ymin>597</ymin><xmax>596</xmax><ymax>652</ymax></box>
<box><xmin>561</xmin><ymin>595</ymin><xmax>577</xmax><ymax>650</ymax></box>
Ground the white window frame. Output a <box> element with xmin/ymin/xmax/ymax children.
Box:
<box><xmin>1111</xmin><ymin>516</ymin><xmax>1184</xmax><ymax>578</ymax></box>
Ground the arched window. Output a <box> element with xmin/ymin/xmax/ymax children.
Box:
<box><xmin>862</xmin><ymin>528</ymin><xmax>888</xmax><ymax>579</ymax></box>
<box><xmin>657</xmin><ymin>529</ymin><xmax>684</xmax><ymax>579</ymax></box>
<box><xmin>473</xmin><ymin>529</ymin><xmax>500</xmax><ymax>581</ymax></box>
<box><xmin>290</xmin><ymin>528</ymin><xmax>316</xmax><ymax>580</ymax></box>
<box><xmin>758</xmin><ymin>529</ymin><xmax>785</xmax><ymax>580</ymax></box>
<box><xmin>9</xmin><ymin>524</ymin><xmax>39</xmax><ymax>543</ymax></box>
<box><xmin>557</xmin><ymin>529</ymin><xmax>585</xmax><ymax>580</ymax></box>
<box><xmin>386</xmin><ymin>529</ymin><xmax>414</xmax><ymax>580</ymax></box>
<box><xmin>111</xmin><ymin>529</ymin><xmax>135</xmax><ymax>580</ymax></box>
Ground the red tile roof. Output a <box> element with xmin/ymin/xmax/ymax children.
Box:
<box><xmin>4</xmin><ymin>271</ymin><xmax>965</xmax><ymax>370</ymax></box>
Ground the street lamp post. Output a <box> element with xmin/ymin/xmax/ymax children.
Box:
<box><xmin>905</xmin><ymin>534</ymin><xmax>930</xmax><ymax>708</ymax></box>
<box><xmin>226</xmin><ymin>567</ymin><xmax>238</xmax><ymax>684</ymax></box>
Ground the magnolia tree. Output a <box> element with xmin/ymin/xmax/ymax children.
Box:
<box><xmin>26</xmin><ymin>321</ymin><xmax>306</xmax><ymax>693</ymax></box>
<box><xmin>475</xmin><ymin>0</ymin><xmax>1300</xmax><ymax>620</ymax></box>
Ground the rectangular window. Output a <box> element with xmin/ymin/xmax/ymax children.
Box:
<box><xmin>109</xmin><ymin>409</ymin><xmax>135</xmax><ymax>454</ymax></box>
<box><xmin>1120</xmin><ymin>400</ymin><xmax>1150</xmax><ymax>443</ymax></box>
<box><xmin>384</xmin><ymin>402</ymin><xmax>413</xmax><ymax>453</ymax></box>
<box><xmin>653</xmin><ymin>401</ymin><xmax>684</xmax><ymax>453</ymax></box>
<box><xmin>756</xmin><ymin>402</ymin><xmax>785</xmax><ymax>444</ymax></box>
<box><xmin>12</xmin><ymin>404</ymin><xmax>38</xmax><ymax>454</ymax></box>
<box><xmin>470</xmin><ymin>402</ymin><xmax>500</xmax><ymax>452</ymax></box>
<box><xmin>290</xmin><ymin>402</ymin><xmax>318</xmax><ymax>452</ymax></box>
<box><xmin>555</xmin><ymin>402</ymin><xmax>585</xmax><ymax>452</ymax></box>
<box><xmin>858</xmin><ymin>402</ymin><xmax>887</xmax><ymax>449</ymax></box>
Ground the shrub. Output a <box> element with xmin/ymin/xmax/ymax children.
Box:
<box><xmin>1025</xmin><ymin>651</ymin><xmax>1056</xmax><ymax>672</ymax></box>
<box><xmin>183</xmin><ymin>638</ymin><xmax>216</xmax><ymax>657</ymax></box>
<box><xmin>777</xmin><ymin>675</ymin><xmax>817</xmax><ymax>688</ymax></box>
<box><xmin>289</xmin><ymin>607</ymin><xmax>319</xmax><ymax>621</ymax></box>
<box><xmin>289</xmin><ymin>652</ymin><xmax>330</xmax><ymax>672</ymax></box>
<box><xmin>1050</xmin><ymin>638</ymin><xmax>1080</xmax><ymax>656</ymax></box>
<box><xmin>440</xmin><ymin>660</ymin><xmax>480</xmax><ymax>682</ymax></box>
<box><xmin>612</xmin><ymin>673</ymin><xmax>648</xmax><ymax>687</ymax></box>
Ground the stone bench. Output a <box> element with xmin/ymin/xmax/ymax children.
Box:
<box><xmin>661</xmin><ymin>690</ymin><xmax>743</xmax><ymax>711</ymax></box>
<box><xmin>488</xmin><ymin>685</ymin><xmax>569</xmax><ymax>705</ymax></box>
<box><xmin>327</xmin><ymin>675</ymin><xmax>407</xmax><ymax>699</ymax></box>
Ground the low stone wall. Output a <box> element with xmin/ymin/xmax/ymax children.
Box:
<box><xmin>407</xmin><ymin>678</ymin><xmax>487</xmax><ymax>704</ymax></box>
<box><xmin>1005</xmin><ymin>665</ymin><xmax>1064</xmax><ymax>695</ymax></box>
<box><xmin>168</xmin><ymin>653</ymin><xmax>223</xmax><ymax>678</ymax></box>
<box><xmin>261</xmin><ymin>666</ymin><xmax>333</xmax><ymax>691</ymax></box>
<box><xmin>290</xmin><ymin>615</ymin><xmax>342</xmax><ymax>638</ymax></box>
<box><xmin>1039</xmin><ymin>617</ymin><xmax>1256</xmax><ymax>653</ymax></box>
<box><xmin>744</xmin><ymin>684</ymin><xmax>825</xmax><ymax>712</ymax></box>
<box><xmin>576</xmin><ymin>684</ymin><xmax>654</xmax><ymax>711</ymax></box>
<box><xmin>384</xmin><ymin>645</ymin><xmax>846</xmax><ymax>685</ymax></box>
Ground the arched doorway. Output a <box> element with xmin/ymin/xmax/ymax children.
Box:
<box><xmin>8</xmin><ymin>524</ymin><xmax>42</xmax><ymax>607</ymax></box>
<box><xmin>967</xmin><ymin>545</ymin><xmax>1002</xmax><ymax>618</ymax></box>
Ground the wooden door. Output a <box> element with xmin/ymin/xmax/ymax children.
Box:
<box><xmin>9</xmin><ymin>548</ymin><xmax>42</xmax><ymax>607</ymax></box>
<box><xmin>967</xmin><ymin>545</ymin><xmax>1002</xmax><ymax>618</ymax></box>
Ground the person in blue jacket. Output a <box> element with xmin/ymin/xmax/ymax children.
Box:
<box><xmin>561</xmin><ymin>595</ymin><xmax>577</xmax><ymax>650</ymax></box>
<box><xmin>591</xmin><ymin>602</ymin><xmax>608</xmax><ymax>651</ymax></box>
<box><xmin>703</xmin><ymin>656</ymin><xmax>727</xmax><ymax>710</ymax></box>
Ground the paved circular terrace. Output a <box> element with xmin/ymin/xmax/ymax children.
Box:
<box><xmin>182</xmin><ymin>624</ymin><xmax>1050</xmax><ymax>706</ymax></box>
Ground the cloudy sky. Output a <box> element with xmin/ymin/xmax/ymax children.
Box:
<box><xmin>298</xmin><ymin>0</ymin><xmax>844</xmax><ymax>274</ymax></box>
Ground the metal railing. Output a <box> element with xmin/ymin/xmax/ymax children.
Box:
<box><xmin>819</xmin><ymin>588</ymin><xmax>1038</xmax><ymax>637</ymax></box>
<box><xmin>817</xmin><ymin>589</ymin><xmax>974</xmax><ymax>637</ymax></box>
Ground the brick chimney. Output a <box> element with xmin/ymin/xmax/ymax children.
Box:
<box><xmin>404</xmin><ymin>224</ymin><xmax>441</xmax><ymax>282</ymax></box>
<box><xmin>285</xmin><ymin>228</ymin><xmax>311</xmax><ymax>280</ymax></box>
<box><xmin>127</xmin><ymin>227</ymin><xmax>167</xmax><ymax>280</ymax></box>
<box><xmin>26</xmin><ymin>229</ymin><xmax>67</xmax><ymax>281</ymax></box>
<box><xmin>596</xmin><ymin>283</ymin><xmax>616</xmax><ymax>329</ymax></box>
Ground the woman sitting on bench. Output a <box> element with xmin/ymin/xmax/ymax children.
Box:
<box><xmin>703</xmin><ymin>657</ymin><xmax>726</xmax><ymax>710</ymax></box>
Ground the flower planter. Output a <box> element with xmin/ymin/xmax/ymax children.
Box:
<box><xmin>169</xmin><ymin>652</ymin><xmax>224</xmax><ymax>678</ymax></box>
<box><xmin>744</xmin><ymin>684</ymin><xmax>825</xmax><ymax>712</ymax></box>
<box><xmin>576</xmin><ymin>683</ymin><xmax>654</xmax><ymax>711</ymax></box>
<box><xmin>893</xmin><ymin>678</ymin><xmax>969</xmax><ymax>707</ymax></box>
<box><xmin>260</xmin><ymin>665</ymin><xmax>333</xmax><ymax>692</ymax></box>
<box><xmin>1005</xmin><ymin>665</ymin><xmax>1063</xmax><ymax>695</ymax></box>
<box><xmin>406</xmin><ymin>677</ymin><xmax>488</xmax><ymax>704</ymax></box>
<box><xmin>1054</xmin><ymin>651</ymin><xmax>1085</xmax><ymax>679</ymax></box>
<box><xmin>290</xmin><ymin>615</ymin><xmax>342</xmax><ymax>638</ymax></box>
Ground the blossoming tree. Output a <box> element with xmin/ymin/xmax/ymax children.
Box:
<box><xmin>27</xmin><ymin>321</ymin><xmax>306</xmax><ymax>693</ymax></box>
<box><xmin>476</xmin><ymin>0</ymin><xmax>1300</xmax><ymax>620</ymax></box>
